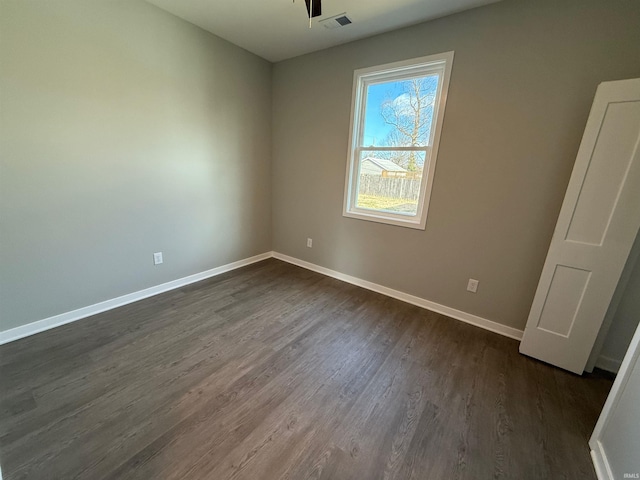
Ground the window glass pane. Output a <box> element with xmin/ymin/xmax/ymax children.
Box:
<box><xmin>362</xmin><ymin>74</ymin><xmax>439</xmax><ymax>148</ymax></box>
<box><xmin>355</xmin><ymin>150</ymin><xmax>426</xmax><ymax>216</ymax></box>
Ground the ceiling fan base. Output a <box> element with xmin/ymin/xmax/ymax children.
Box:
<box><xmin>304</xmin><ymin>0</ymin><xmax>322</xmax><ymax>18</ymax></box>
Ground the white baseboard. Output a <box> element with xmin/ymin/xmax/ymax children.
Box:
<box><xmin>595</xmin><ymin>355</ymin><xmax>622</xmax><ymax>374</ymax></box>
<box><xmin>591</xmin><ymin>444</ymin><xmax>613</xmax><ymax>480</ymax></box>
<box><xmin>272</xmin><ymin>252</ymin><xmax>524</xmax><ymax>341</ymax></box>
<box><xmin>0</xmin><ymin>252</ymin><xmax>273</xmax><ymax>345</ymax></box>
<box><xmin>1</xmin><ymin>250</ymin><xmax>524</xmax><ymax>347</ymax></box>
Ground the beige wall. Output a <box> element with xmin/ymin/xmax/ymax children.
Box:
<box><xmin>271</xmin><ymin>0</ymin><xmax>640</xmax><ymax>330</ymax></box>
<box><xmin>0</xmin><ymin>0</ymin><xmax>272</xmax><ymax>331</ymax></box>
<box><xmin>3</xmin><ymin>0</ymin><xmax>640</xmax><ymax>337</ymax></box>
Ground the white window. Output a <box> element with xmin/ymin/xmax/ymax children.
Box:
<box><xmin>343</xmin><ymin>52</ymin><xmax>454</xmax><ymax>230</ymax></box>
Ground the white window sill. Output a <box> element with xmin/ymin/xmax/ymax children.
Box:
<box><xmin>343</xmin><ymin>209</ymin><xmax>426</xmax><ymax>230</ymax></box>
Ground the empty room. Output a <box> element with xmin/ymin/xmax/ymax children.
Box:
<box><xmin>1</xmin><ymin>0</ymin><xmax>640</xmax><ymax>479</ymax></box>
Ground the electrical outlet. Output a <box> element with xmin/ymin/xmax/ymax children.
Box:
<box><xmin>467</xmin><ymin>278</ymin><xmax>479</xmax><ymax>293</ymax></box>
<box><xmin>307</xmin><ymin>238</ymin><xmax>313</xmax><ymax>248</ymax></box>
<box><xmin>153</xmin><ymin>252</ymin><xmax>163</xmax><ymax>265</ymax></box>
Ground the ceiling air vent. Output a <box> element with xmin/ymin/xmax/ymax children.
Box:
<box><xmin>319</xmin><ymin>13</ymin><xmax>353</xmax><ymax>29</ymax></box>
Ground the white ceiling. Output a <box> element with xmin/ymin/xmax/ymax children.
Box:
<box><xmin>146</xmin><ymin>0</ymin><xmax>501</xmax><ymax>62</ymax></box>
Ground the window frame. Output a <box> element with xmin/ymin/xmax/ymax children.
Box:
<box><xmin>342</xmin><ymin>51</ymin><xmax>454</xmax><ymax>230</ymax></box>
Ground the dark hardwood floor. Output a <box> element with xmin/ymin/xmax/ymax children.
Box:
<box><xmin>0</xmin><ymin>259</ymin><xmax>613</xmax><ymax>480</ymax></box>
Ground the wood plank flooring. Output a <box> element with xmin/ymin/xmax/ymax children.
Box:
<box><xmin>0</xmin><ymin>259</ymin><xmax>613</xmax><ymax>479</ymax></box>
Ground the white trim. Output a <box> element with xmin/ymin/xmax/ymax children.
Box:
<box><xmin>595</xmin><ymin>355</ymin><xmax>623</xmax><ymax>374</ymax></box>
<box><xmin>272</xmin><ymin>252</ymin><xmax>524</xmax><ymax>341</ymax></box>
<box><xmin>0</xmin><ymin>252</ymin><xmax>273</xmax><ymax>345</ymax></box>
<box><xmin>590</xmin><ymin>319</ymin><xmax>640</xmax><ymax>479</ymax></box>
<box><xmin>342</xmin><ymin>51</ymin><xmax>454</xmax><ymax>231</ymax></box>
<box><xmin>0</xmin><ymin>250</ymin><xmax>524</xmax><ymax>347</ymax></box>
<box><xmin>590</xmin><ymin>446</ymin><xmax>613</xmax><ymax>480</ymax></box>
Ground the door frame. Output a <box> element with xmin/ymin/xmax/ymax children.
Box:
<box><xmin>589</xmin><ymin>319</ymin><xmax>640</xmax><ymax>479</ymax></box>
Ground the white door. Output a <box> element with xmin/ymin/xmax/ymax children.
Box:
<box><xmin>520</xmin><ymin>78</ymin><xmax>640</xmax><ymax>374</ymax></box>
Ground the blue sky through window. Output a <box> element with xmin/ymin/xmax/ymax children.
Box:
<box><xmin>362</xmin><ymin>75</ymin><xmax>439</xmax><ymax>147</ymax></box>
